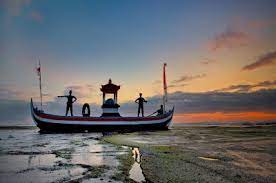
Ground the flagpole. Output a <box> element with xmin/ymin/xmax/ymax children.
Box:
<box><xmin>163</xmin><ymin>63</ymin><xmax>167</xmax><ymax>112</ymax></box>
<box><xmin>39</xmin><ymin>61</ymin><xmax>42</xmax><ymax>110</ymax></box>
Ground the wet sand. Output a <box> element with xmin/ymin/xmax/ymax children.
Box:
<box><xmin>0</xmin><ymin>129</ymin><xmax>130</xmax><ymax>183</ymax></box>
<box><xmin>0</xmin><ymin>126</ymin><xmax>275</xmax><ymax>183</ymax></box>
<box><xmin>104</xmin><ymin>126</ymin><xmax>276</xmax><ymax>183</ymax></box>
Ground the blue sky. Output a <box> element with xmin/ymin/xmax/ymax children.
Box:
<box><xmin>0</xmin><ymin>0</ymin><xmax>276</xmax><ymax>124</ymax></box>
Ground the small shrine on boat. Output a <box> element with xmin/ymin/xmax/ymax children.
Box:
<box><xmin>100</xmin><ymin>79</ymin><xmax>121</xmax><ymax>117</ymax></box>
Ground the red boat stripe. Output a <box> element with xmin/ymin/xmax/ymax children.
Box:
<box><xmin>38</xmin><ymin>113</ymin><xmax>167</xmax><ymax>122</ymax></box>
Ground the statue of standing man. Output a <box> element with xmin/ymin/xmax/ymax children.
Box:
<box><xmin>58</xmin><ymin>90</ymin><xmax>77</xmax><ymax>116</ymax></box>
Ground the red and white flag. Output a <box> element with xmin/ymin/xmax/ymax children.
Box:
<box><xmin>35</xmin><ymin>61</ymin><xmax>41</xmax><ymax>77</ymax></box>
<box><xmin>36</xmin><ymin>66</ymin><xmax>41</xmax><ymax>76</ymax></box>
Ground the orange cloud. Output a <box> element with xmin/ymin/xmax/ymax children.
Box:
<box><xmin>30</xmin><ymin>11</ymin><xmax>43</xmax><ymax>23</ymax></box>
<box><xmin>200</xmin><ymin>58</ymin><xmax>216</xmax><ymax>65</ymax></box>
<box><xmin>169</xmin><ymin>74</ymin><xmax>206</xmax><ymax>88</ymax></box>
<box><xmin>0</xmin><ymin>0</ymin><xmax>31</xmax><ymax>16</ymax></box>
<box><xmin>63</xmin><ymin>84</ymin><xmax>96</xmax><ymax>103</ymax></box>
<box><xmin>242</xmin><ymin>50</ymin><xmax>276</xmax><ymax>71</ymax></box>
<box><xmin>208</xmin><ymin>29</ymin><xmax>250</xmax><ymax>51</ymax></box>
<box><xmin>173</xmin><ymin>111</ymin><xmax>276</xmax><ymax>123</ymax></box>
<box><xmin>213</xmin><ymin>80</ymin><xmax>276</xmax><ymax>92</ymax></box>
<box><xmin>247</xmin><ymin>18</ymin><xmax>276</xmax><ymax>30</ymax></box>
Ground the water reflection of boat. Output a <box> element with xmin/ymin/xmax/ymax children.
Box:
<box><xmin>31</xmin><ymin>64</ymin><xmax>173</xmax><ymax>132</ymax></box>
<box><xmin>130</xmin><ymin>147</ymin><xmax>145</xmax><ymax>182</ymax></box>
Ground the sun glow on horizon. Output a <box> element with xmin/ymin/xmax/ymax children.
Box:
<box><xmin>173</xmin><ymin>111</ymin><xmax>276</xmax><ymax>123</ymax></box>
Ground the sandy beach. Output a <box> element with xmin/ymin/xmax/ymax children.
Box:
<box><xmin>104</xmin><ymin>125</ymin><xmax>276</xmax><ymax>183</ymax></box>
<box><xmin>0</xmin><ymin>125</ymin><xmax>275</xmax><ymax>182</ymax></box>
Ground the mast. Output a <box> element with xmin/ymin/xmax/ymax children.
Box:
<box><xmin>163</xmin><ymin>63</ymin><xmax>167</xmax><ymax>112</ymax></box>
<box><xmin>37</xmin><ymin>60</ymin><xmax>42</xmax><ymax>110</ymax></box>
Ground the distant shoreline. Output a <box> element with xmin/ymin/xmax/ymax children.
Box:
<box><xmin>173</xmin><ymin>121</ymin><xmax>276</xmax><ymax>127</ymax></box>
<box><xmin>0</xmin><ymin>125</ymin><xmax>37</xmax><ymax>130</ymax></box>
<box><xmin>0</xmin><ymin>121</ymin><xmax>275</xmax><ymax>130</ymax></box>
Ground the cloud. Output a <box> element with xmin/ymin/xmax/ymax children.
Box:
<box><xmin>0</xmin><ymin>84</ymin><xmax>45</xmax><ymax>101</ymax></box>
<box><xmin>231</xmin><ymin>16</ymin><xmax>276</xmax><ymax>32</ymax></box>
<box><xmin>152</xmin><ymin>89</ymin><xmax>276</xmax><ymax>114</ymax></box>
<box><xmin>0</xmin><ymin>84</ymin><xmax>32</xmax><ymax>100</ymax></box>
<box><xmin>153</xmin><ymin>74</ymin><xmax>206</xmax><ymax>89</ymax></box>
<box><xmin>257</xmin><ymin>80</ymin><xmax>276</xmax><ymax>87</ymax></box>
<box><xmin>119</xmin><ymin>88</ymin><xmax>276</xmax><ymax>115</ymax></box>
<box><xmin>214</xmin><ymin>84</ymin><xmax>252</xmax><ymax>93</ymax></box>
<box><xmin>200</xmin><ymin>58</ymin><xmax>216</xmax><ymax>65</ymax></box>
<box><xmin>247</xmin><ymin>18</ymin><xmax>276</xmax><ymax>30</ymax></box>
<box><xmin>0</xmin><ymin>99</ymin><xmax>30</xmax><ymax>125</ymax></box>
<box><xmin>152</xmin><ymin>80</ymin><xmax>161</xmax><ymax>85</ymax></box>
<box><xmin>172</xmin><ymin>74</ymin><xmax>206</xmax><ymax>84</ymax></box>
<box><xmin>30</xmin><ymin>11</ymin><xmax>43</xmax><ymax>23</ymax></box>
<box><xmin>0</xmin><ymin>0</ymin><xmax>31</xmax><ymax>16</ymax></box>
<box><xmin>168</xmin><ymin>84</ymin><xmax>187</xmax><ymax>88</ymax></box>
<box><xmin>0</xmin><ymin>99</ymin><xmax>101</xmax><ymax>125</ymax></box>
<box><xmin>1</xmin><ymin>88</ymin><xmax>276</xmax><ymax>125</ymax></box>
<box><xmin>214</xmin><ymin>80</ymin><xmax>276</xmax><ymax>93</ymax></box>
<box><xmin>208</xmin><ymin>29</ymin><xmax>250</xmax><ymax>51</ymax></box>
<box><xmin>242</xmin><ymin>50</ymin><xmax>276</xmax><ymax>71</ymax></box>
<box><xmin>1</xmin><ymin>0</ymin><xmax>43</xmax><ymax>24</ymax></box>
<box><xmin>63</xmin><ymin>84</ymin><xmax>96</xmax><ymax>101</ymax></box>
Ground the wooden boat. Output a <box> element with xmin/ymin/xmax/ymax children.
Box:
<box><xmin>31</xmin><ymin>99</ymin><xmax>174</xmax><ymax>132</ymax></box>
<box><xmin>31</xmin><ymin>63</ymin><xmax>173</xmax><ymax>132</ymax></box>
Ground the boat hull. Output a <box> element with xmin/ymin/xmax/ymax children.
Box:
<box><xmin>31</xmin><ymin>99</ymin><xmax>174</xmax><ymax>132</ymax></box>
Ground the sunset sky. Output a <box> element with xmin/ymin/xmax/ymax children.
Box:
<box><xmin>0</xmin><ymin>0</ymin><xmax>276</xmax><ymax>124</ymax></box>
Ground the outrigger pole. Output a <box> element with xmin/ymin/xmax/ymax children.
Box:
<box><xmin>163</xmin><ymin>63</ymin><xmax>167</xmax><ymax>112</ymax></box>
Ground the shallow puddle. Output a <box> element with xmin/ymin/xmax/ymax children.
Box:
<box><xmin>0</xmin><ymin>129</ymin><xmax>127</xmax><ymax>183</ymax></box>
<box><xmin>198</xmin><ymin>156</ymin><xmax>219</xmax><ymax>161</ymax></box>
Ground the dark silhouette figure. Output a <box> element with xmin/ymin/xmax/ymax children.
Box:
<box><xmin>135</xmin><ymin>93</ymin><xmax>147</xmax><ymax>117</ymax></box>
<box><xmin>152</xmin><ymin>105</ymin><xmax>164</xmax><ymax>116</ymax></box>
<box><xmin>58</xmin><ymin>90</ymin><xmax>77</xmax><ymax>116</ymax></box>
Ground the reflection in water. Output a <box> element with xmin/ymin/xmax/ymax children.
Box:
<box><xmin>129</xmin><ymin>147</ymin><xmax>145</xmax><ymax>183</ymax></box>
<box><xmin>0</xmin><ymin>130</ymin><xmax>126</xmax><ymax>183</ymax></box>
<box><xmin>71</xmin><ymin>143</ymin><xmax>104</xmax><ymax>166</ymax></box>
<box><xmin>28</xmin><ymin>155</ymin><xmax>35</xmax><ymax>168</ymax></box>
<box><xmin>132</xmin><ymin>147</ymin><xmax>141</xmax><ymax>163</ymax></box>
<box><xmin>198</xmin><ymin>156</ymin><xmax>219</xmax><ymax>161</ymax></box>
